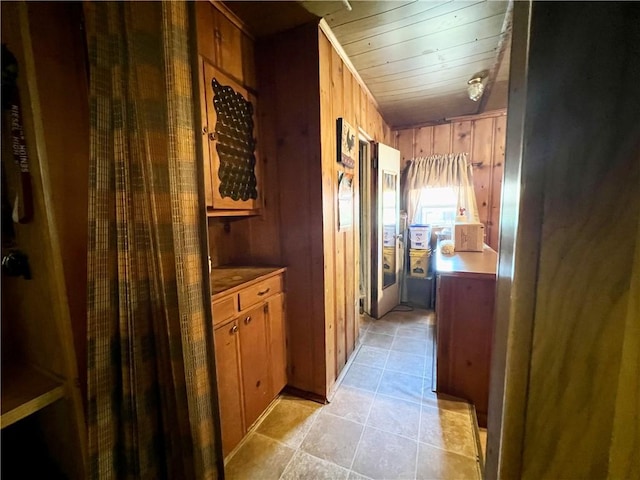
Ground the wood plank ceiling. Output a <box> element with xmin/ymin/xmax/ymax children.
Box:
<box><xmin>224</xmin><ymin>0</ymin><xmax>512</xmax><ymax>129</ymax></box>
<box><xmin>302</xmin><ymin>0</ymin><xmax>512</xmax><ymax>128</ymax></box>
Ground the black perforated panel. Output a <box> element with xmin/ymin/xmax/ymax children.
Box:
<box><xmin>212</xmin><ymin>78</ymin><xmax>258</xmax><ymax>201</ymax></box>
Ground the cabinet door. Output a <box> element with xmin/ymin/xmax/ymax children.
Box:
<box><xmin>202</xmin><ymin>61</ymin><xmax>261</xmax><ymax>214</ymax></box>
<box><xmin>213</xmin><ymin>320</ymin><xmax>245</xmax><ymax>457</ymax></box>
<box><xmin>213</xmin><ymin>9</ymin><xmax>243</xmax><ymax>81</ymax></box>
<box><xmin>238</xmin><ymin>303</ymin><xmax>271</xmax><ymax>428</ymax></box>
<box><xmin>266</xmin><ymin>293</ymin><xmax>287</xmax><ymax>397</ymax></box>
<box><xmin>198</xmin><ymin>57</ymin><xmax>215</xmax><ymax>209</ymax></box>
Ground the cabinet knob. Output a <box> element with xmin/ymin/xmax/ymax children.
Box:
<box><xmin>244</xmin><ymin>316</ymin><xmax>252</xmax><ymax>325</ymax></box>
<box><xmin>230</xmin><ymin>324</ymin><xmax>238</xmax><ymax>334</ymax></box>
<box><xmin>208</xmin><ymin>132</ymin><xmax>216</xmax><ymax>141</ymax></box>
<box><xmin>202</xmin><ymin>126</ymin><xmax>208</xmax><ymax>134</ymax></box>
<box><xmin>1</xmin><ymin>250</ymin><xmax>31</xmax><ymax>279</ymax></box>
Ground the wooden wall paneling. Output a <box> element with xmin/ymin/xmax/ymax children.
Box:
<box><xmin>452</xmin><ymin>121</ymin><xmax>472</xmax><ymax>155</ymax></box>
<box><xmin>319</xmin><ymin>28</ymin><xmax>392</xmax><ymax>393</ymax></box>
<box><xmin>343</xmin><ymin>69</ymin><xmax>356</xmax><ymax>361</ymax></box>
<box><xmin>414</xmin><ymin>125</ymin><xmax>434</xmax><ymax>159</ymax></box>
<box><xmin>208</xmin><ymin>220</ymin><xmax>250</xmax><ymax>267</ymax></box>
<box><xmin>330</xmin><ymin>44</ymin><xmax>346</xmax><ymax>382</ymax></box>
<box><xmin>26</xmin><ymin>1</ymin><xmax>89</xmax><ymax>405</ymax></box>
<box><xmin>256</xmin><ymin>24</ymin><xmax>325</xmax><ymax>395</ymax></box>
<box><xmin>487</xmin><ymin>4</ymin><xmax>640</xmax><ymax>478</ymax></box>
<box><xmin>608</xmin><ymin>210</ymin><xmax>640</xmax><ymax>478</ymax></box>
<box><xmin>396</xmin><ymin>128</ymin><xmax>414</xmax><ymax>164</ymax></box>
<box><xmin>489</xmin><ymin>115</ymin><xmax>506</xmax><ymax>249</ymax></box>
<box><xmin>351</xmin><ymin>73</ymin><xmax>362</xmax><ymax>348</ymax></box>
<box><xmin>305</xmin><ymin>28</ymin><xmax>328</xmax><ymax>397</ymax></box>
<box><xmin>245</xmin><ymin>58</ymin><xmax>281</xmax><ymax>265</ymax></box>
<box><xmin>520</xmin><ymin>4</ymin><xmax>640</xmax><ymax>476</ymax></box>
<box><xmin>360</xmin><ymin>88</ymin><xmax>368</xmax><ymax>136</ymax></box>
<box><xmin>393</xmin><ymin>114</ymin><xmax>505</xmax><ymax>249</ymax></box>
<box><xmin>470</xmin><ymin>117</ymin><xmax>494</xmax><ymax>230</ymax></box>
<box><xmin>1</xmin><ymin>3</ymin><xmax>86</xmax><ymax>476</ymax></box>
<box><xmin>432</xmin><ymin>123</ymin><xmax>452</xmax><ymax>154</ymax></box>
<box><xmin>317</xmin><ymin>31</ymin><xmax>337</xmax><ymax>393</ymax></box>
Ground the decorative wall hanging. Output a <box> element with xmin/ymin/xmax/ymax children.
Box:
<box><xmin>1</xmin><ymin>44</ymin><xmax>33</xmax><ymax>223</ymax></box>
<box><xmin>337</xmin><ymin>171</ymin><xmax>353</xmax><ymax>231</ymax></box>
<box><xmin>337</xmin><ymin>118</ymin><xmax>356</xmax><ymax>169</ymax></box>
<box><xmin>211</xmin><ymin>77</ymin><xmax>258</xmax><ymax>201</ymax></box>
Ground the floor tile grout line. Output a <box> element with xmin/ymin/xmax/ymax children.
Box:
<box><xmin>347</xmin><ymin>339</ymin><xmax>390</xmax><ymax>475</ymax></box>
<box><xmin>415</xmin><ymin>370</ymin><xmax>427</xmax><ymax>480</ymax></box>
<box><xmin>250</xmin><ymin>311</ymin><xmax>478</xmax><ymax>479</ymax></box>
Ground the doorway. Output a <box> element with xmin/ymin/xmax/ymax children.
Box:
<box><xmin>361</xmin><ymin>141</ymin><xmax>402</xmax><ymax>320</ymax></box>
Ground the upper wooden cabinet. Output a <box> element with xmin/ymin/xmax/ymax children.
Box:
<box><xmin>196</xmin><ymin>2</ymin><xmax>261</xmax><ymax>216</ymax></box>
<box><xmin>200</xmin><ymin>60</ymin><xmax>261</xmax><ymax>214</ymax></box>
<box><xmin>195</xmin><ymin>1</ymin><xmax>256</xmax><ymax>88</ymax></box>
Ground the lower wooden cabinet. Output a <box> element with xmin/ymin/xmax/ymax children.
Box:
<box><xmin>435</xmin><ymin>273</ymin><xmax>496</xmax><ymax>427</ymax></box>
<box><xmin>266</xmin><ymin>293</ymin><xmax>287</xmax><ymax>396</ymax></box>
<box><xmin>211</xmin><ymin>268</ymin><xmax>287</xmax><ymax>457</ymax></box>
<box><xmin>238</xmin><ymin>303</ymin><xmax>271</xmax><ymax>428</ymax></box>
<box><xmin>213</xmin><ymin>320</ymin><xmax>244</xmax><ymax>457</ymax></box>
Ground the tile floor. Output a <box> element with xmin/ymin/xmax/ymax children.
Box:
<box><xmin>225</xmin><ymin>308</ymin><xmax>483</xmax><ymax>480</ymax></box>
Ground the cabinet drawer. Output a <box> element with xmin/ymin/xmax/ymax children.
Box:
<box><xmin>212</xmin><ymin>295</ymin><xmax>237</xmax><ymax>326</ymax></box>
<box><xmin>238</xmin><ymin>275</ymin><xmax>282</xmax><ymax>311</ymax></box>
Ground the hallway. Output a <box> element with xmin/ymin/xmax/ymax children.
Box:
<box><xmin>224</xmin><ymin>309</ymin><xmax>483</xmax><ymax>479</ymax></box>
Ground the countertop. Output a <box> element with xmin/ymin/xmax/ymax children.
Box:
<box><xmin>210</xmin><ymin>266</ymin><xmax>286</xmax><ymax>299</ymax></box>
<box><xmin>434</xmin><ymin>244</ymin><xmax>497</xmax><ymax>277</ymax></box>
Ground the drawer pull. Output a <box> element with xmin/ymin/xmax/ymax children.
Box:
<box><xmin>244</xmin><ymin>316</ymin><xmax>252</xmax><ymax>325</ymax></box>
<box><xmin>257</xmin><ymin>288</ymin><xmax>270</xmax><ymax>296</ymax></box>
<box><xmin>230</xmin><ymin>324</ymin><xmax>238</xmax><ymax>334</ymax></box>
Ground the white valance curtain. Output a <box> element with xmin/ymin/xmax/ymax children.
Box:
<box><xmin>403</xmin><ymin>153</ymin><xmax>479</xmax><ymax>225</ymax></box>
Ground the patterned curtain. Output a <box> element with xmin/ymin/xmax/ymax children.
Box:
<box><xmin>86</xmin><ymin>2</ymin><xmax>219</xmax><ymax>478</ymax></box>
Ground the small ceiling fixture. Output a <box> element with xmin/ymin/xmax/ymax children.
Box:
<box><xmin>467</xmin><ymin>70</ymin><xmax>489</xmax><ymax>102</ymax></box>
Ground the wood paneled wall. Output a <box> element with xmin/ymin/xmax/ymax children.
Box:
<box><xmin>318</xmin><ymin>30</ymin><xmax>390</xmax><ymax>394</ymax></box>
<box><xmin>208</xmin><ymin>19</ymin><xmax>391</xmax><ymax>398</ymax></box>
<box><xmin>27</xmin><ymin>2</ymin><xmax>90</xmax><ymax>404</ymax></box>
<box><xmin>487</xmin><ymin>2</ymin><xmax>640</xmax><ymax>478</ymax></box>
<box><xmin>254</xmin><ymin>23</ymin><xmax>326</xmax><ymax>395</ymax></box>
<box><xmin>1</xmin><ymin>3</ymin><xmax>87</xmax><ymax>475</ymax></box>
<box><xmin>394</xmin><ymin>112</ymin><xmax>506</xmax><ymax>250</ymax></box>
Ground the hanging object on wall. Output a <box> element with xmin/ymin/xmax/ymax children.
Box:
<box><xmin>337</xmin><ymin>117</ymin><xmax>356</xmax><ymax>169</ymax></box>
<box><xmin>337</xmin><ymin>171</ymin><xmax>353</xmax><ymax>231</ymax></box>
<box><xmin>1</xmin><ymin>44</ymin><xmax>33</xmax><ymax>224</ymax></box>
<box><xmin>211</xmin><ymin>77</ymin><xmax>258</xmax><ymax>201</ymax></box>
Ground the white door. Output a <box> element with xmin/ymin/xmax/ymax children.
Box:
<box><xmin>371</xmin><ymin>142</ymin><xmax>401</xmax><ymax>318</ymax></box>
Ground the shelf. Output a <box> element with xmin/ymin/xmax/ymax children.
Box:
<box><xmin>1</xmin><ymin>364</ymin><xmax>65</xmax><ymax>429</ymax></box>
<box><xmin>207</xmin><ymin>209</ymin><xmax>261</xmax><ymax>218</ymax></box>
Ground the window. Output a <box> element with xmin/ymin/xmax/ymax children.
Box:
<box><xmin>415</xmin><ymin>187</ymin><xmax>457</xmax><ymax>226</ymax></box>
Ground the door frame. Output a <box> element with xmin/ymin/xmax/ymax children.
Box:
<box><xmin>485</xmin><ymin>2</ymin><xmax>534</xmax><ymax>479</ymax></box>
<box><xmin>358</xmin><ymin>128</ymin><xmax>373</xmax><ymax>317</ymax></box>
